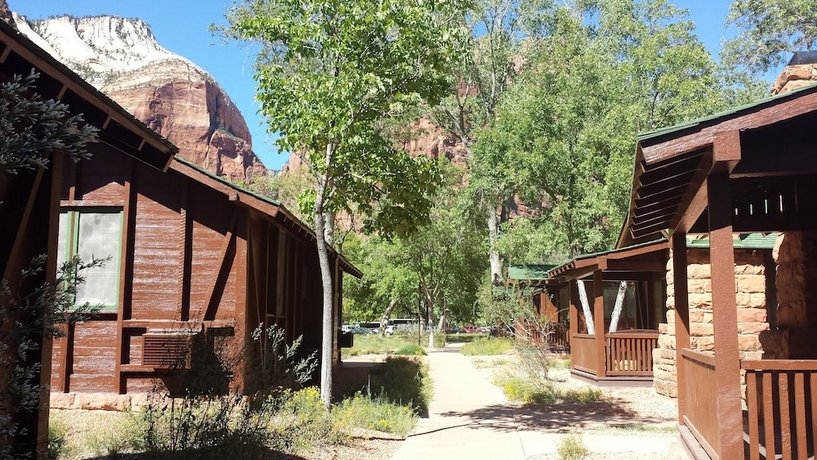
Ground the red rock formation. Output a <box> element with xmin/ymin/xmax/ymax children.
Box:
<box><xmin>102</xmin><ymin>59</ymin><xmax>266</xmax><ymax>181</ymax></box>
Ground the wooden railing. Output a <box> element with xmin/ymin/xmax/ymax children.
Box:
<box><xmin>605</xmin><ymin>330</ymin><xmax>658</xmax><ymax>376</ymax></box>
<box><xmin>549</xmin><ymin>323</ymin><xmax>570</xmax><ymax>351</ymax></box>
<box><xmin>681</xmin><ymin>349</ymin><xmax>721</xmax><ymax>459</ymax></box>
<box><xmin>571</xmin><ymin>333</ymin><xmax>597</xmax><ymax>375</ymax></box>
<box><xmin>743</xmin><ymin>360</ymin><xmax>817</xmax><ymax>460</ymax></box>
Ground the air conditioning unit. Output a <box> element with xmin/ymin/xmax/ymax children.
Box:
<box><xmin>142</xmin><ymin>333</ymin><xmax>194</xmax><ymax>369</ymax></box>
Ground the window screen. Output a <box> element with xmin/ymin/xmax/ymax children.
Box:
<box><xmin>57</xmin><ymin>209</ymin><xmax>123</xmax><ymax>310</ymax></box>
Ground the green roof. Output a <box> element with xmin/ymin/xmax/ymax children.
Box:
<box><xmin>685</xmin><ymin>233</ymin><xmax>778</xmax><ymax>250</ymax></box>
<box><xmin>174</xmin><ymin>156</ymin><xmax>281</xmax><ymax>208</ymax></box>
<box><xmin>638</xmin><ymin>82</ymin><xmax>817</xmax><ymax>143</ymax></box>
<box><xmin>508</xmin><ymin>264</ymin><xmax>556</xmax><ymax>281</ymax></box>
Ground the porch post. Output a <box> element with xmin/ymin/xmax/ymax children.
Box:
<box><xmin>671</xmin><ymin>231</ymin><xmax>690</xmax><ymax>423</ymax></box>
<box><xmin>569</xmin><ymin>281</ymin><xmax>578</xmax><ymax>339</ymax></box>
<box><xmin>707</xmin><ymin>171</ymin><xmax>742</xmax><ymax>458</ymax></box>
<box><xmin>593</xmin><ymin>269</ymin><xmax>606</xmax><ymax>378</ymax></box>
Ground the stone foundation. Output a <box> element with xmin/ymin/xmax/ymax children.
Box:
<box><xmin>50</xmin><ymin>392</ymin><xmax>149</xmax><ymax>412</ymax></box>
<box><xmin>653</xmin><ymin>240</ymin><xmax>772</xmax><ymax>398</ymax></box>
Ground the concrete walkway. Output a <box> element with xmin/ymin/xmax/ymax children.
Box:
<box><xmin>390</xmin><ymin>344</ymin><xmax>686</xmax><ymax>460</ymax></box>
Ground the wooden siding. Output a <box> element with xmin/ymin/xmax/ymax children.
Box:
<box><xmin>50</xmin><ymin>146</ymin><xmax>343</xmax><ymax>395</ymax></box>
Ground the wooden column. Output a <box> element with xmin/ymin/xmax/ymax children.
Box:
<box><xmin>707</xmin><ymin>171</ymin><xmax>743</xmax><ymax>458</ymax></box>
<box><xmin>672</xmin><ymin>231</ymin><xmax>690</xmax><ymax>423</ymax></box>
<box><xmin>593</xmin><ymin>269</ymin><xmax>606</xmax><ymax>378</ymax></box>
<box><xmin>114</xmin><ymin>159</ymin><xmax>134</xmax><ymax>394</ymax></box>
<box><xmin>569</xmin><ymin>282</ymin><xmax>579</xmax><ymax>368</ymax></box>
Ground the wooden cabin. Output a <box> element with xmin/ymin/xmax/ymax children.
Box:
<box><xmin>545</xmin><ymin>241</ymin><xmax>668</xmax><ymax>386</ymax></box>
<box><xmin>0</xmin><ymin>18</ymin><xmax>176</xmax><ymax>453</ymax></box>
<box><xmin>507</xmin><ymin>264</ymin><xmax>568</xmax><ymax>351</ymax></box>
<box><xmin>49</xmin><ymin>150</ymin><xmax>362</xmax><ymax>406</ymax></box>
<box><xmin>618</xmin><ymin>81</ymin><xmax>817</xmax><ymax>459</ymax></box>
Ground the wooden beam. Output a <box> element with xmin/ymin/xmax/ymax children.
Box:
<box><xmin>177</xmin><ymin>181</ymin><xmax>191</xmax><ymax>321</ymax></box>
<box><xmin>707</xmin><ymin>172</ymin><xmax>743</xmax><ymax>459</ymax></box>
<box><xmin>114</xmin><ymin>158</ymin><xmax>134</xmax><ymax>394</ymax></box>
<box><xmin>569</xmin><ymin>282</ymin><xmax>579</xmax><ymax>361</ymax></box>
<box><xmin>641</xmin><ymin>89</ymin><xmax>817</xmax><ymax>165</ymax></box>
<box><xmin>673</xmin><ymin>151</ymin><xmax>714</xmax><ymax>234</ymax></box>
<box><xmin>604</xmin><ymin>260</ymin><xmax>667</xmax><ymax>272</ymax></box>
<box><xmin>672</xmin><ymin>231</ymin><xmax>690</xmax><ymax>424</ymax></box>
<box><xmin>233</xmin><ymin>212</ymin><xmax>248</xmax><ymax>393</ymax></box>
<box><xmin>203</xmin><ymin>213</ymin><xmax>237</xmax><ymax>321</ymax></box>
<box><xmin>592</xmin><ymin>270</ymin><xmax>606</xmax><ymax>379</ymax></box>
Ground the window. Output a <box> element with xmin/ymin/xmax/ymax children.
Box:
<box><xmin>57</xmin><ymin>209</ymin><xmax>123</xmax><ymax>311</ymax></box>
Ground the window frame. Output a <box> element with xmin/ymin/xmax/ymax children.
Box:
<box><xmin>59</xmin><ymin>207</ymin><xmax>124</xmax><ymax>312</ymax></box>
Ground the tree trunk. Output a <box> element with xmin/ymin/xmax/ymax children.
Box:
<box><xmin>379</xmin><ymin>298</ymin><xmax>399</xmax><ymax>336</ymax></box>
<box><xmin>324</xmin><ymin>211</ymin><xmax>335</xmax><ymax>246</ymax></box>
<box><xmin>488</xmin><ymin>204</ymin><xmax>503</xmax><ymax>285</ymax></box>
<box><xmin>436</xmin><ymin>308</ymin><xmax>446</xmax><ymax>347</ymax></box>
<box><xmin>427</xmin><ymin>301</ymin><xmax>435</xmax><ymax>348</ymax></box>
<box><xmin>315</xmin><ymin>144</ymin><xmax>336</xmax><ymax>410</ymax></box>
<box><xmin>576</xmin><ymin>279</ymin><xmax>595</xmax><ymax>335</ymax></box>
<box><xmin>608</xmin><ymin>281</ymin><xmax>628</xmax><ymax>334</ymax></box>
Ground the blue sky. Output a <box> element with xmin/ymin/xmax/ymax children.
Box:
<box><xmin>10</xmin><ymin>1</ymin><xmax>770</xmax><ymax>171</ymax></box>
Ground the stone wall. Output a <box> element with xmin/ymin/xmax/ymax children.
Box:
<box><xmin>653</xmin><ymin>245</ymin><xmax>771</xmax><ymax>398</ymax></box>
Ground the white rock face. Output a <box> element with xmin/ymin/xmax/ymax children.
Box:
<box><xmin>12</xmin><ymin>13</ymin><xmax>193</xmax><ymax>87</ymax></box>
<box><xmin>13</xmin><ymin>13</ymin><xmax>267</xmax><ymax>181</ymax></box>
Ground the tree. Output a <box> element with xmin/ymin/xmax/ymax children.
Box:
<box><xmin>723</xmin><ymin>0</ymin><xmax>817</xmax><ymax>76</ymax></box>
<box><xmin>223</xmin><ymin>0</ymin><xmax>464</xmax><ymax>408</ymax></box>
<box><xmin>477</xmin><ymin>0</ymin><xmax>739</xmax><ymax>259</ymax></box>
<box><xmin>435</xmin><ymin>0</ymin><xmax>554</xmax><ymax>285</ymax></box>
<box><xmin>0</xmin><ymin>71</ymin><xmax>97</xmax><ymax>457</ymax></box>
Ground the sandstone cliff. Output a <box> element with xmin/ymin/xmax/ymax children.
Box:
<box><xmin>13</xmin><ymin>13</ymin><xmax>266</xmax><ymax>182</ymax></box>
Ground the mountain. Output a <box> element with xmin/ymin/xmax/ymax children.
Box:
<box><xmin>13</xmin><ymin>13</ymin><xmax>267</xmax><ymax>182</ymax></box>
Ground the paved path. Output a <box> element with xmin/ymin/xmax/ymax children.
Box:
<box><xmin>390</xmin><ymin>344</ymin><xmax>686</xmax><ymax>460</ymax></box>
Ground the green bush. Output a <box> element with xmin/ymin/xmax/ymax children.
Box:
<box><xmin>394</xmin><ymin>343</ymin><xmax>426</xmax><ymax>356</ymax></box>
<box><xmin>460</xmin><ymin>337</ymin><xmax>513</xmax><ymax>356</ymax></box>
<box><xmin>370</xmin><ymin>357</ymin><xmax>432</xmax><ymax>414</ymax></box>
<box><xmin>268</xmin><ymin>387</ymin><xmax>346</xmax><ymax>452</ymax></box>
<box><xmin>493</xmin><ymin>374</ymin><xmax>604</xmax><ymax>406</ymax></box>
<box><xmin>333</xmin><ymin>393</ymin><xmax>417</xmax><ymax>437</ymax></box>
<box><xmin>82</xmin><ymin>412</ymin><xmax>143</xmax><ymax>457</ymax></box>
<box><xmin>47</xmin><ymin>414</ymin><xmax>70</xmax><ymax>459</ymax></box>
<box><xmin>562</xmin><ymin>387</ymin><xmax>604</xmax><ymax>404</ymax></box>
<box><xmin>557</xmin><ymin>434</ymin><xmax>589</xmax><ymax>460</ymax></box>
<box><xmin>432</xmin><ymin>332</ymin><xmax>446</xmax><ymax>348</ymax></box>
<box><xmin>446</xmin><ymin>332</ymin><xmax>488</xmax><ymax>343</ymax></box>
<box><xmin>343</xmin><ymin>334</ymin><xmax>421</xmax><ymax>357</ymax></box>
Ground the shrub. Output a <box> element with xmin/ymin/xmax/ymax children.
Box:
<box><xmin>82</xmin><ymin>412</ymin><xmax>143</xmax><ymax>457</ymax></box>
<box><xmin>370</xmin><ymin>357</ymin><xmax>432</xmax><ymax>414</ymax></box>
<box><xmin>557</xmin><ymin>434</ymin><xmax>588</xmax><ymax>460</ymax></box>
<box><xmin>47</xmin><ymin>414</ymin><xmax>70</xmax><ymax>459</ymax></box>
<box><xmin>432</xmin><ymin>332</ymin><xmax>446</xmax><ymax>348</ymax></box>
<box><xmin>268</xmin><ymin>387</ymin><xmax>345</xmax><ymax>452</ymax></box>
<box><xmin>562</xmin><ymin>387</ymin><xmax>604</xmax><ymax>404</ymax></box>
<box><xmin>460</xmin><ymin>337</ymin><xmax>513</xmax><ymax>356</ymax></box>
<box><xmin>333</xmin><ymin>393</ymin><xmax>417</xmax><ymax>437</ymax></box>
<box><xmin>394</xmin><ymin>343</ymin><xmax>426</xmax><ymax>356</ymax></box>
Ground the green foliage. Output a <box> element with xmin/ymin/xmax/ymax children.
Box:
<box><xmin>394</xmin><ymin>343</ymin><xmax>426</xmax><ymax>356</ymax></box>
<box><xmin>242</xmin><ymin>167</ymin><xmax>315</xmax><ymax>223</ymax></box>
<box><xmin>557</xmin><ymin>434</ymin><xmax>589</xmax><ymax>460</ymax></box>
<box><xmin>47</xmin><ymin>414</ymin><xmax>70</xmax><ymax>460</ymax></box>
<box><xmin>723</xmin><ymin>0</ymin><xmax>817</xmax><ymax>75</ymax></box>
<box><xmin>222</xmin><ymin>0</ymin><xmax>463</xmax><ymax>237</ymax></box>
<box><xmin>0</xmin><ymin>71</ymin><xmax>98</xmax><ymax>174</ymax></box>
<box><xmin>370</xmin><ymin>357</ymin><xmax>433</xmax><ymax>415</ymax></box>
<box><xmin>81</xmin><ymin>413</ymin><xmax>143</xmax><ymax>457</ymax></box>
<box><xmin>494</xmin><ymin>373</ymin><xmax>604</xmax><ymax>406</ymax></box>
<box><xmin>332</xmin><ymin>393</ymin><xmax>418</xmax><ymax>437</ymax></box>
<box><xmin>344</xmin><ymin>167</ymin><xmax>487</xmax><ymax>327</ymax></box>
<box><xmin>342</xmin><ymin>334</ymin><xmax>420</xmax><ymax>357</ymax></box>
<box><xmin>460</xmin><ymin>337</ymin><xmax>514</xmax><ymax>356</ymax></box>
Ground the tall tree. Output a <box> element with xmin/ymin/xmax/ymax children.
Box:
<box><xmin>435</xmin><ymin>0</ymin><xmax>554</xmax><ymax>285</ymax></box>
<box><xmin>223</xmin><ymin>0</ymin><xmax>463</xmax><ymax>407</ymax></box>
<box><xmin>723</xmin><ymin>0</ymin><xmax>817</xmax><ymax>76</ymax></box>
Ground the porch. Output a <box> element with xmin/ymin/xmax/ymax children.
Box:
<box><xmin>547</xmin><ymin>241</ymin><xmax>668</xmax><ymax>385</ymax></box>
<box><xmin>617</xmin><ymin>82</ymin><xmax>817</xmax><ymax>458</ymax></box>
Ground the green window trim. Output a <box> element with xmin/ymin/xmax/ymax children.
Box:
<box><xmin>59</xmin><ymin>207</ymin><xmax>124</xmax><ymax>312</ymax></box>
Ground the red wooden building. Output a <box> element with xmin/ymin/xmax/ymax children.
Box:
<box><xmin>50</xmin><ymin>153</ymin><xmax>360</xmax><ymax>399</ymax></box>
<box><xmin>545</xmin><ymin>241</ymin><xmax>668</xmax><ymax>386</ymax></box>
<box><xmin>618</xmin><ymin>82</ymin><xmax>817</xmax><ymax>458</ymax></box>
<box><xmin>0</xmin><ymin>18</ymin><xmax>176</xmax><ymax>452</ymax></box>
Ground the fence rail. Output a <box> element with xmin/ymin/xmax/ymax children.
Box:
<box><xmin>571</xmin><ymin>333</ymin><xmax>597</xmax><ymax>374</ymax></box>
<box><xmin>605</xmin><ymin>330</ymin><xmax>658</xmax><ymax>376</ymax></box>
<box><xmin>681</xmin><ymin>348</ymin><xmax>720</xmax><ymax>459</ymax></box>
<box><xmin>742</xmin><ymin>360</ymin><xmax>817</xmax><ymax>460</ymax></box>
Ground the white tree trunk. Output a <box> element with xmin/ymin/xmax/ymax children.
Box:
<box><xmin>379</xmin><ymin>298</ymin><xmax>399</xmax><ymax>336</ymax></box>
<box><xmin>316</xmin><ymin>143</ymin><xmax>336</xmax><ymax>409</ymax></box>
<box><xmin>608</xmin><ymin>281</ymin><xmax>628</xmax><ymax>334</ymax></box>
<box><xmin>488</xmin><ymin>205</ymin><xmax>503</xmax><ymax>285</ymax></box>
<box><xmin>576</xmin><ymin>279</ymin><xmax>595</xmax><ymax>335</ymax></box>
<box><xmin>427</xmin><ymin>301</ymin><xmax>435</xmax><ymax>348</ymax></box>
